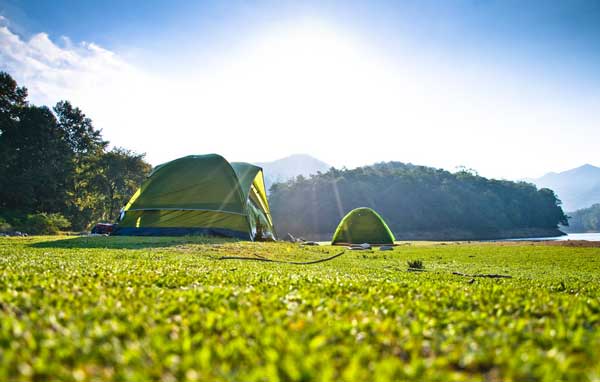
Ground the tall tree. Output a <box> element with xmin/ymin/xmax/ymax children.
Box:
<box><xmin>1</xmin><ymin>72</ymin><xmax>152</xmax><ymax>231</ymax></box>
<box><xmin>99</xmin><ymin>148</ymin><xmax>152</xmax><ymax>221</ymax></box>
<box><xmin>0</xmin><ymin>72</ymin><xmax>72</xmax><ymax>212</ymax></box>
<box><xmin>0</xmin><ymin>71</ymin><xmax>28</xmax><ymax>122</ymax></box>
<box><xmin>53</xmin><ymin>101</ymin><xmax>108</xmax><ymax>229</ymax></box>
<box><xmin>1</xmin><ymin>106</ymin><xmax>72</xmax><ymax>212</ymax></box>
<box><xmin>54</xmin><ymin>101</ymin><xmax>107</xmax><ymax>155</ymax></box>
<box><xmin>0</xmin><ymin>72</ymin><xmax>29</xmax><ymax>208</ymax></box>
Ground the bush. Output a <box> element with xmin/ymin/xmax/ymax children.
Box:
<box><xmin>25</xmin><ymin>213</ymin><xmax>71</xmax><ymax>235</ymax></box>
<box><xmin>0</xmin><ymin>211</ymin><xmax>72</xmax><ymax>235</ymax></box>
<box><xmin>0</xmin><ymin>217</ymin><xmax>13</xmax><ymax>233</ymax></box>
<box><xmin>407</xmin><ymin>259</ymin><xmax>424</xmax><ymax>269</ymax></box>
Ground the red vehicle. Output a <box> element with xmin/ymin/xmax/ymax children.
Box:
<box><xmin>90</xmin><ymin>223</ymin><xmax>115</xmax><ymax>235</ymax></box>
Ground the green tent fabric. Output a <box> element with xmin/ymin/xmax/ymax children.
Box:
<box><xmin>331</xmin><ymin>207</ymin><xmax>395</xmax><ymax>245</ymax></box>
<box><xmin>113</xmin><ymin>154</ymin><xmax>275</xmax><ymax>240</ymax></box>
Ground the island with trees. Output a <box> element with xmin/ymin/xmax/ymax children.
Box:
<box><xmin>269</xmin><ymin>163</ymin><xmax>568</xmax><ymax>240</ymax></box>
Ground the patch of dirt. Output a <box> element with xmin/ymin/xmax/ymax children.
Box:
<box><xmin>490</xmin><ymin>240</ymin><xmax>600</xmax><ymax>248</ymax></box>
<box><xmin>536</xmin><ymin>240</ymin><xmax>600</xmax><ymax>248</ymax></box>
<box><xmin>479</xmin><ymin>240</ymin><xmax>600</xmax><ymax>248</ymax></box>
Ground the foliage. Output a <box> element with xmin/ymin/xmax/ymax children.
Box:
<box><xmin>0</xmin><ymin>211</ymin><xmax>70</xmax><ymax>234</ymax></box>
<box><xmin>0</xmin><ymin>71</ymin><xmax>27</xmax><ymax>125</ymax></box>
<box><xmin>54</xmin><ymin>100</ymin><xmax>108</xmax><ymax>229</ymax></box>
<box><xmin>54</xmin><ymin>100</ymin><xmax>107</xmax><ymax>156</ymax></box>
<box><xmin>566</xmin><ymin>204</ymin><xmax>600</xmax><ymax>233</ymax></box>
<box><xmin>269</xmin><ymin>163</ymin><xmax>568</xmax><ymax>240</ymax></box>
<box><xmin>0</xmin><ymin>105</ymin><xmax>72</xmax><ymax>213</ymax></box>
<box><xmin>98</xmin><ymin>148</ymin><xmax>152</xmax><ymax>220</ymax></box>
<box><xmin>0</xmin><ymin>217</ymin><xmax>12</xmax><ymax>233</ymax></box>
<box><xmin>22</xmin><ymin>213</ymin><xmax>71</xmax><ymax>235</ymax></box>
<box><xmin>0</xmin><ymin>72</ymin><xmax>150</xmax><ymax>231</ymax></box>
<box><xmin>0</xmin><ymin>237</ymin><xmax>599</xmax><ymax>381</ymax></box>
<box><xmin>407</xmin><ymin>259</ymin><xmax>424</xmax><ymax>269</ymax></box>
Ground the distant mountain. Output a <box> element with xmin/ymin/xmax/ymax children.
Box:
<box><xmin>525</xmin><ymin>164</ymin><xmax>600</xmax><ymax>211</ymax></box>
<box><xmin>256</xmin><ymin>154</ymin><xmax>331</xmax><ymax>191</ymax></box>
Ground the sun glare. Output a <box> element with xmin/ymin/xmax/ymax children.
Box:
<box><xmin>183</xmin><ymin>22</ymin><xmax>426</xmax><ymax>166</ymax></box>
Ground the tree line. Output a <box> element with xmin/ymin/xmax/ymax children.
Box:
<box><xmin>564</xmin><ymin>204</ymin><xmax>600</xmax><ymax>233</ymax></box>
<box><xmin>269</xmin><ymin>162</ymin><xmax>569</xmax><ymax>240</ymax></box>
<box><xmin>0</xmin><ymin>72</ymin><xmax>151</xmax><ymax>234</ymax></box>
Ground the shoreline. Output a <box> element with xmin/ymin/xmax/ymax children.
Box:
<box><xmin>301</xmin><ymin>228</ymin><xmax>566</xmax><ymax>242</ymax></box>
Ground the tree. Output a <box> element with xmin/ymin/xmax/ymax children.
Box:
<box><xmin>1</xmin><ymin>72</ymin><xmax>152</xmax><ymax>231</ymax></box>
<box><xmin>0</xmin><ymin>104</ymin><xmax>72</xmax><ymax>212</ymax></box>
<box><xmin>0</xmin><ymin>71</ymin><xmax>27</xmax><ymax>124</ymax></box>
<box><xmin>53</xmin><ymin>101</ymin><xmax>109</xmax><ymax>229</ymax></box>
<box><xmin>0</xmin><ymin>72</ymin><xmax>29</xmax><ymax>208</ymax></box>
<box><xmin>54</xmin><ymin>100</ymin><xmax>107</xmax><ymax>155</ymax></box>
<box><xmin>99</xmin><ymin>148</ymin><xmax>152</xmax><ymax>221</ymax></box>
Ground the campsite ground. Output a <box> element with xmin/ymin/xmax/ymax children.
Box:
<box><xmin>1</xmin><ymin>236</ymin><xmax>599</xmax><ymax>381</ymax></box>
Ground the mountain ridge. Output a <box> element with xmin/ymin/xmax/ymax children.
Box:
<box><xmin>526</xmin><ymin>164</ymin><xmax>600</xmax><ymax>211</ymax></box>
<box><xmin>256</xmin><ymin>154</ymin><xmax>331</xmax><ymax>191</ymax></box>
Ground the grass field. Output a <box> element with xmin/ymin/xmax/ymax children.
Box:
<box><xmin>1</xmin><ymin>236</ymin><xmax>599</xmax><ymax>381</ymax></box>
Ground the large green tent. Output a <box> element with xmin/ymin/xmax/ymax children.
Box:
<box><xmin>331</xmin><ymin>207</ymin><xmax>395</xmax><ymax>245</ymax></box>
<box><xmin>113</xmin><ymin>154</ymin><xmax>275</xmax><ymax>240</ymax></box>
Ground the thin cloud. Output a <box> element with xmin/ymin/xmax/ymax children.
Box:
<box><xmin>0</xmin><ymin>22</ymin><xmax>158</xmax><ymax>160</ymax></box>
<box><xmin>0</xmin><ymin>24</ymin><xmax>138</xmax><ymax>106</ymax></box>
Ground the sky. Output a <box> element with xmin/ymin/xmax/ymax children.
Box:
<box><xmin>1</xmin><ymin>0</ymin><xmax>599</xmax><ymax>179</ymax></box>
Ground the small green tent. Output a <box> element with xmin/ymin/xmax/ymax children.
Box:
<box><xmin>331</xmin><ymin>207</ymin><xmax>395</xmax><ymax>245</ymax></box>
<box><xmin>113</xmin><ymin>154</ymin><xmax>275</xmax><ymax>240</ymax></box>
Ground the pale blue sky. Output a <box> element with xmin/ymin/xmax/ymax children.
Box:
<box><xmin>1</xmin><ymin>0</ymin><xmax>599</xmax><ymax>179</ymax></box>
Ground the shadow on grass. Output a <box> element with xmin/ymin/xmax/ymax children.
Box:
<box><xmin>29</xmin><ymin>235</ymin><xmax>240</xmax><ymax>249</ymax></box>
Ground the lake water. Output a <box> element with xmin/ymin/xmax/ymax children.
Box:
<box><xmin>506</xmin><ymin>232</ymin><xmax>600</xmax><ymax>242</ymax></box>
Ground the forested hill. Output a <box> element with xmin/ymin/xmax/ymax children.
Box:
<box><xmin>269</xmin><ymin>162</ymin><xmax>568</xmax><ymax>241</ymax></box>
<box><xmin>564</xmin><ymin>204</ymin><xmax>600</xmax><ymax>233</ymax></box>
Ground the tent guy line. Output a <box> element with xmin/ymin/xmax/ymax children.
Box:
<box><xmin>218</xmin><ymin>251</ymin><xmax>346</xmax><ymax>265</ymax></box>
